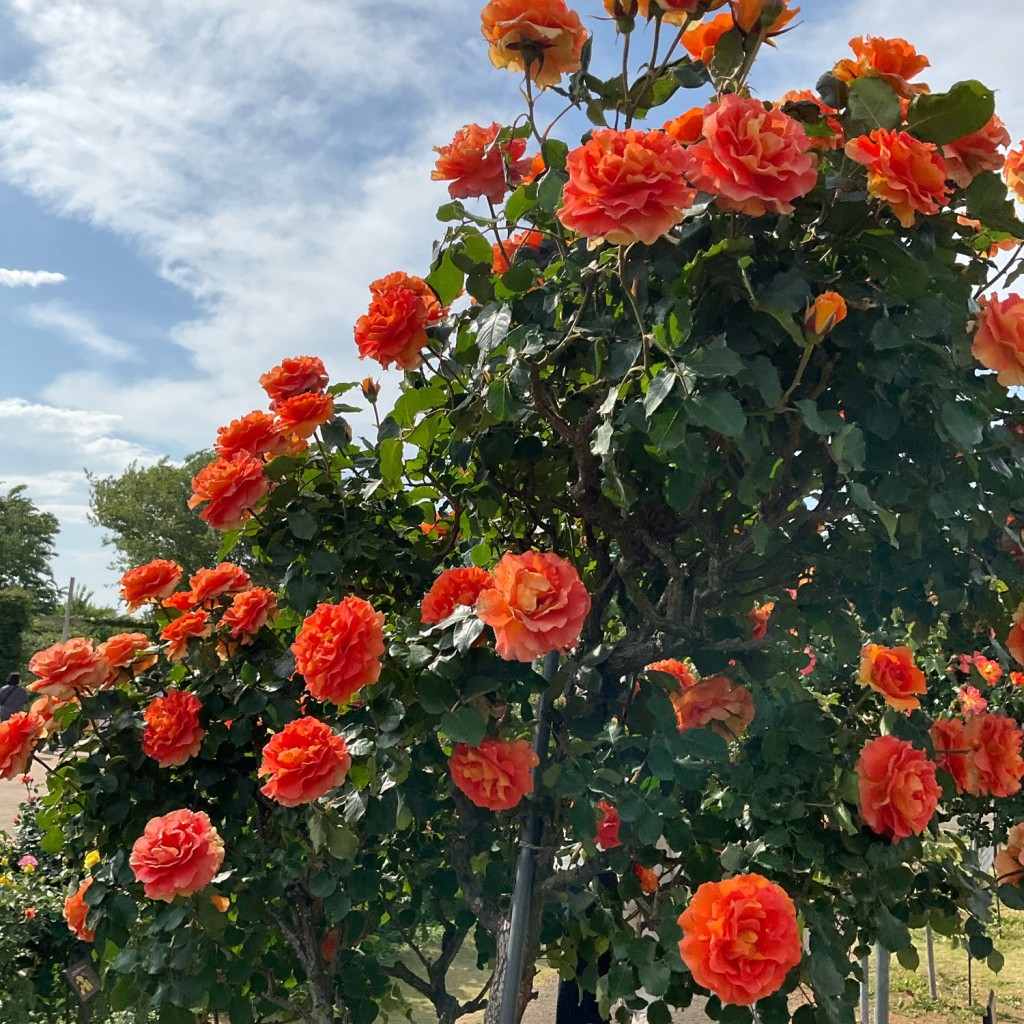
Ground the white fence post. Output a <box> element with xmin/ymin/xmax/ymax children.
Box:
<box><xmin>874</xmin><ymin>945</ymin><xmax>890</xmax><ymax>1024</ymax></box>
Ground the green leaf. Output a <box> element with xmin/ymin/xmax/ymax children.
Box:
<box><xmin>796</xmin><ymin>399</ymin><xmax>844</xmax><ymax>436</ymax></box>
<box><xmin>688</xmin><ymin>391</ymin><xmax>746</xmax><ymax>437</ymax></box>
<box><xmin>685</xmin><ymin>342</ymin><xmax>743</xmax><ymax>379</ymax></box>
<box><xmin>426</xmin><ymin>250</ymin><xmax>465</xmax><ymax>307</ymax></box>
<box><xmin>486</xmin><ymin>379</ymin><xmax>516</xmax><ymax>422</ymax></box>
<box><xmin>709</xmin><ymin>29</ymin><xmax>744</xmax><ymax>82</ymax></box>
<box><xmin>440</xmin><ymin>706</ymin><xmax>487</xmax><ymax>746</ymax></box>
<box><xmin>379</xmin><ymin>437</ymin><xmax>403</xmax><ymax>486</ymax></box>
<box><xmin>476</xmin><ymin>304</ymin><xmax>512</xmax><ymax>360</ymax></box>
<box><xmin>965</xmin><ymin>171</ymin><xmax>1024</xmax><ymax>236</ymax></box>
<box><xmin>847</xmin><ymin>78</ymin><xmax>901</xmax><ymax>131</ymax></box>
<box><xmin>644</xmin><ymin>370</ymin><xmax>678</xmax><ymax>419</ymax></box>
<box><xmin>40</xmin><ymin>825</ymin><xmax>65</xmax><ymax>854</ymax></box>
<box><xmin>537</xmin><ymin>171</ymin><xmax>567</xmax><ymax>214</ymax></box>
<box><xmin>940</xmin><ymin>400</ymin><xmax>984</xmax><ymax>449</ymax></box>
<box><xmin>647</xmin><ymin>394</ymin><xmax>689</xmax><ymax>450</ymax></box>
<box><xmin>287</xmin><ymin>510</ymin><xmax>316</xmax><ymax>541</ymax></box>
<box><xmin>907</xmin><ymin>80</ymin><xmax>995</xmax><ymax>146</ymax></box>
<box><xmin>504</xmin><ymin>185</ymin><xmax>536</xmax><ymax>223</ymax></box>
<box><xmin>830</xmin><ymin>424</ymin><xmax>866</xmax><ymax>472</ymax></box>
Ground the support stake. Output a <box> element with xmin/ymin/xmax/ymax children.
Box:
<box><xmin>925</xmin><ymin>924</ymin><xmax>937</xmax><ymax>1000</ymax></box>
<box><xmin>859</xmin><ymin>954</ymin><xmax>870</xmax><ymax>1024</ymax></box>
<box><xmin>874</xmin><ymin>944</ymin><xmax>890</xmax><ymax>1024</ymax></box>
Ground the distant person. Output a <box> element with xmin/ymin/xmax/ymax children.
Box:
<box><xmin>0</xmin><ymin>673</ymin><xmax>29</xmax><ymax>722</ymax></box>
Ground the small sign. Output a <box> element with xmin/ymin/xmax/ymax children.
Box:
<box><xmin>65</xmin><ymin>960</ymin><xmax>101</xmax><ymax>1003</ymax></box>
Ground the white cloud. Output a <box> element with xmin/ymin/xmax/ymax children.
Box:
<box><xmin>0</xmin><ymin>268</ymin><xmax>65</xmax><ymax>287</ymax></box>
<box><xmin>22</xmin><ymin>302</ymin><xmax>136</xmax><ymax>360</ymax></box>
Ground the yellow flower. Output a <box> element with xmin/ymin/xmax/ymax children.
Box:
<box><xmin>0</xmin><ymin>875</ymin><xmax>11</xmax><ymax>886</ymax></box>
<box><xmin>21</xmin><ymin>863</ymin><xmax>35</xmax><ymax>874</ymax></box>
<box><xmin>84</xmin><ymin>850</ymin><xmax>101</xmax><ymax>871</ymax></box>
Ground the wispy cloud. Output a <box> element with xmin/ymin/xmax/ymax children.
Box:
<box><xmin>22</xmin><ymin>301</ymin><xmax>137</xmax><ymax>360</ymax></box>
<box><xmin>0</xmin><ymin>267</ymin><xmax>65</xmax><ymax>287</ymax></box>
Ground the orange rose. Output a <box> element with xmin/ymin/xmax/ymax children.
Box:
<box><xmin>596</xmin><ymin>800</ymin><xmax>622</xmax><ymax>849</ymax></box>
<box><xmin>856</xmin><ymin>735</ymin><xmax>940</xmax><ymax>841</ymax></box>
<box><xmin>995</xmin><ymin>822</ymin><xmax>1024</xmax><ymax>885</ymax></box>
<box><xmin>120</xmin><ymin>559</ymin><xmax>183</xmax><ymax>612</ymax></box>
<box><xmin>210</xmin><ymin>894</ymin><xmax>230</xmax><ymax>913</ymax></box>
<box><xmin>779</xmin><ymin>90</ymin><xmax>843</xmax><ymax>151</ymax></box>
<box><xmin>603</xmin><ymin>0</ymin><xmax>725</xmax><ymax>27</ymax></box>
<box><xmin>188</xmin><ymin>452</ymin><xmax>273</xmax><ymax>530</ymax></box>
<box><xmin>748</xmin><ymin>601</ymin><xmax>774</xmax><ymax>639</ymax></box>
<box><xmin>141</xmin><ymin>690</ymin><xmax>205</xmax><ymax>767</ymax></box>
<box><xmin>972</xmin><ymin>295</ymin><xmax>1024</xmax><ymax>388</ymax></box>
<box><xmin>421</xmin><ymin>566</ymin><xmax>494</xmax><ymax>624</ymax></box>
<box><xmin>662</xmin><ymin>107</ymin><xmax>704</xmax><ymax>145</ymax></box>
<box><xmin>858</xmin><ymin>644</ymin><xmax>926</xmax><ymax>712</ymax></box>
<box><xmin>96</xmin><ymin>633</ymin><xmax>156</xmax><ymax>685</ymax></box>
<box><xmin>959</xmin><ymin>685</ymin><xmax>988</xmax><ymax>715</ymax></box>
<box><xmin>633</xmin><ymin>863</ymin><xmax>658</xmax><ymax>894</ymax></box>
<box><xmin>28</xmin><ymin>638</ymin><xmax>107</xmax><ymax>698</ymax></box>
<box><xmin>1006</xmin><ymin>145</ymin><xmax>1024</xmax><ymax>204</ymax></box>
<box><xmin>162</xmin><ymin>591</ymin><xmax>195</xmax><ymax>612</ymax></box>
<box><xmin>259</xmin><ymin>355</ymin><xmax>328</xmax><ymax>409</ymax></box>
<box><xmin>28</xmin><ymin>695</ymin><xmax>79</xmax><ymax>738</ymax></box>
<box><xmin>480</xmin><ymin>0</ymin><xmax>588</xmax><ymax>89</ymax></box>
<box><xmin>731</xmin><ymin>0</ymin><xmax>798</xmax><ymax>35</ymax></box>
<box><xmin>804</xmin><ymin>292</ymin><xmax>848</xmax><ymax>336</ymax></box>
<box><xmin>0</xmin><ymin>712</ymin><xmax>44</xmax><ymax>780</ymax></box>
<box><xmin>681</xmin><ymin>13</ymin><xmax>733</xmax><ymax>64</ymax></box>
<box><xmin>1012</xmin><ymin>672</ymin><xmax>1024</xmax><ymax>688</ymax></box>
<box><xmin>361</xmin><ymin>377</ymin><xmax>381</xmax><ymax>403</ymax></box>
<box><xmin>432</xmin><ymin>122</ymin><xmax>531</xmax><ymax>205</ymax></box>
<box><xmin>259</xmin><ymin>717</ymin><xmax>352</xmax><ymax>807</ymax></box>
<box><xmin>678</xmin><ymin>874</ymin><xmax>801</xmax><ymax>1006</ymax></box>
<box><xmin>370</xmin><ymin>272</ymin><xmax>446</xmax><ymax>324</ymax></box>
<box><xmin>355</xmin><ymin>283</ymin><xmax>431</xmax><ymax>371</ymax></box>
<box><xmin>221</xmin><ymin>587</ymin><xmax>279</xmax><ymax>642</ymax></box>
<box><xmin>449</xmin><ymin>736</ymin><xmax>539</xmax><ymax>811</ymax></box>
<box><xmin>680</xmin><ymin>95</ymin><xmax>817</xmax><ymax>217</ymax></box>
<box><xmin>832</xmin><ymin>36</ymin><xmax>930</xmax><ymax>99</ymax></box>
<box><xmin>942</xmin><ymin>114</ymin><xmax>1010</xmax><ymax>189</ymax></box>
<box><xmin>188</xmin><ymin>563</ymin><xmax>251</xmax><ymax>607</ymax></box>
<box><xmin>845</xmin><ymin>129</ymin><xmax>950</xmax><ymax>228</ymax></box>
<box><xmin>646</xmin><ymin>658</ymin><xmax>698</xmax><ymax>690</ymax></box>
<box><xmin>64</xmin><ymin>879</ymin><xmax>96</xmax><ymax>942</ymax></box>
<box><xmin>273</xmin><ymin>390</ymin><xmax>335</xmax><ymax>439</ymax></box>
<box><xmin>160</xmin><ymin>610</ymin><xmax>213</xmax><ymax>661</ymax></box>
<box><xmin>216</xmin><ymin>410</ymin><xmax>297</xmax><ymax>460</ymax></box>
<box><xmin>492</xmin><ymin>230</ymin><xmax>545</xmax><ymax>275</ymax></box>
<box><xmin>291</xmin><ymin>597</ymin><xmax>386</xmax><ymax>705</ymax></box>
<box><xmin>931</xmin><ymin>717</ymin><xmax>970</xmax><ymax>792</ymax></box>
<box><xmin>559</xmin><ymin>129</ymin><xmax>696</xmax><ymax>245</ymax></box>
<box><xmin>129</xmin><ymin>809</ymin><xmax>225</xmax><ymax>902</ymax></box>
<box><xmin>963</xmin><ymin>712</ymin><xmax>1024</xmax><ymax>797</ymax></box>
<box><xmin>476</xmin><ymin>550</ymin><xmax>591</xmax><ymax>662</ymax></box>
<box><xmin>672</xmin><ymin>674</ymin><xmax>755</xmax><ymax>740</ymax></box>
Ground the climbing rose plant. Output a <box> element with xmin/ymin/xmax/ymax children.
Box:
<box><xmin>8</xmin><ymin>2</ymin><xmax>1024</xmax><ymax>1023</ymax></box>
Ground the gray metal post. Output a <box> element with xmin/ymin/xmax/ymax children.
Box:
<box><xmin>925</xmin><ymin>924</ymin><xmax>937</xmax><ymax>999</ymax></box>
<box><xmin>497</xmin><ymin>651</ymin><xmax>559</xmax><ymax>1024</ymax></box>
<box><xmin>874</xmin><ymin>945</ymin><xmax>890</xmax><ymax>1024</ymax></box>
<box><xmin>62</xmin><ymin>577</ymin><xmax>75</xmax><ymax>641</ymax></box>
<box><xmin>860</xmin><ymin>955</ymin><xmax>871</xmax><ymax>1024</ymax></box>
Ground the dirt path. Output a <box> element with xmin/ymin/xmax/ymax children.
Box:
<box><xmin>0</xmin><ymin>757</ymin><xmax>43</xmax><ymax>840</ymax></box>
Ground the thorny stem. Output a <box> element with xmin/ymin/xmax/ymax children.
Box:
<box><xmin>616</xmin><ymin>30</ymin><xmax>631</xmax><ymax>131</ymax></box>
<box><xmin>974</xmin><ymin>241</ymin><xmax>1024</xmax><ymax>300</ymax></box>
<box><xmin>777</xmin><ymin>338</ymin><xmax>819</xmax><ymax>411</ymax></box>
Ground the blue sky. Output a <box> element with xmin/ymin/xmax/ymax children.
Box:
<box><xmin>1</xmin><ymin>0</ymin><xmax>1022</xmax><ymax>607</ymax></box>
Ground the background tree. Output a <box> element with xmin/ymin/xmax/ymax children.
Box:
<box><xmin>87</xmin><ymin>452</ymin><xmax>224</xmax><ymax>579</ymax></box>
<box><xmin>0</xmin><ymin>485</ymin><xmax>59</xmax><ymax>610</ymax></box>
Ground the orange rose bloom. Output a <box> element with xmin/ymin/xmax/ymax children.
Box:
<box><xmin>129</xmin><ymin>809</ymin><xmax>225</xmax><ymax>902</ymax></box>
<box><xmin>162</xmin><ymin>591</ymin><xmax>195</xmax><ymax>612</ymax></box>
<box><xmin>942</xmin><ymin>115</ymin><xmax>1010</xmax><ymax>189</ymax></box>
<box><xmin>355</xmin><ymin>284</ymin><xmax>431</xmax><ymax>371</ymax></box>
<box><xmin>215</xmin><ymin>410</ymin><xmax>293</xmax><ymax>460</ymax></box>
<box><xmin>858</xmin><ymin>644</ymin><xmax>927</xmax><ymax>712</ymax></box>
<box><xmin>273</xmin><ymin>390</ymin><xmax>335</xmax><ymax>439</ymax></box>
<box><xmin>28</xmin><ymin>638</ymin><xmax>107</xmax><ymax>698</ymax></box>
<box><xmin>97</xmin><ymin>633</ymin><xmax>156</xmax><ymax>685</ymax></box>
<box><xmin>1005</xmin><ymin>145</ymin><xmax>1024</xmax><ymax>204</ymax></box>
<box><xmin>559</xmin><ymin>129</ymin><xmax>696</xmax><ymax>245</ymax></box>
<box><xmin>450</xmin><ymin>736</ymin><xmax>539</xmax><ymax>811</ymax></box>
<box><xmin>432</xmin><ymin>122</ymin><xmax>531</xmax><ymax>205</ymax></box>
<box><xmin>680</xmin><ymin>95</ymin><xmax>817</xmax><ymax>217</ymax></box>
<box><xmin>480</xmin><ymin>0</ymin><xmax>588</xmax><ymax>89</ymax></box>
<box><xmin>421</xmin><ymin>566</ymin><xmax>494</xmax><ymax>624</ymax></box>
<box><xmin>221</xmin><ymin>587</ymin><xmax>279</xmax><ymax>642</ymax></box>
<box><xmin>678</xmin><ymin>874</ymin><xmax>801</xmax><ymax>1006</ymax></box>
<box><xmin>0</xmin><ymin>712</ymin><xmax>44</xmax><ymax>780</ymax></box>
<box><xmin>259</xmin><ymin>355</ymin><xmax>328</xmax><ymax>408</ymax></box>
<box><xmin>646</xmin><ymin>658</ymin><xmax>698</xmax><ymax>690</ymax></box>
<box><xmin>64</xmin><ymin>879</ymin><xmax>96</xmax><ymax>942</ymax></box>
<box><xmin>160</xmin><ymin>610</ymin><xmax>213</xmax><ymax>661</ymax></box>
<box><xmin>805</xmin><ymin>292</ymin><xmax>848</xmax><ymax>336</ymax></box>
<box><xmin>972</xmin><ymin>295</ymin><xmax>1024</xmax><ymax>387</ymax></box>
<box><xmin>259</xmin><ymin>717</ymin><xmax>352</xmax><ymax>807</ymax></box>
<box><xmin>995</xmin><ymin>823</ymin><xmax>1024</xmax><ymax>885</ymax></box>
<box><xmin>189</xmin><ymin>563</ymin><xmax>251</xmax><ymax>607</ymax></box>
<box><xmin>931</xmin><ymin>717</ymin><xmax>970</xmax><ymax>792</ymax></box>
<box><xmin>141</xmin><ymin>690</ymin><xmax>205</xmax><ymax>767</ymax></box>
<box><xmin>748</xmin><ymin>601</ymin><xmax>774</xmax><ymax>639</ymax></box>
<box><xmin>832</xmin><ymin>36</ymin><xmax>930</xmax><ymax>99</ymax></box>
<box><xmin>596</xmin><ymin>800</ymin><xmax>622</xmax><ymax>849</ymax></box>
<box><xmin>963</xmin><ymin>712</ymin><xmax>1024</xmax><ymax>798</ymax></box>
<box><xmin>633</xmin><ymin>863</ymin><xmax>658</xmax><ymax>894</ymax></box>
<box><xmin>663</xmin><ymin>107</ymin><xmax>704</xmax><ymax>145</ymax></box>
<box><xmin>845</xmin><ymin>130</ymin><xmax>950</xmax><ymax>228</ymax></box>
<box><xmin>779</xmin><ymin>90</ymin><xmax>843</xmax><ymax>151</ymax></box>
<box><xmin>291</xmin><ymin>597</ymin><xmax>386</xmax><ymax>705</ymax></box>
<box><xmin>492</xmin><ymin>230</ymin><xmax>545</xmax><ymax>274</ymax></box>
<box><xmin>29</xmin><ymin>695</ymin><xmax>79</xmax><ymax>738</ymax></box>
<box><xmin>856</xmin><ymin>735</ymin><xmax>940</xmax><ymax>841</ymax></box>
<box><xmin>731</xmin><ymin>0</ymin><xmax>798</xmax><ymax>34</ymax></box>
<box><xmin>1012</xmin><ymin>671</ymin><xmax>1024</xmax><ymax>688</ymax></box>
<box><xmin>672</xmin><ymin>675</ymin><xmax>755</xmax><ymax>740</ymax></box>
<box><xmin>120</xmin><ymin>559</ymin><xmax>183</xmax><ymax>612</ymax></box>
<box><xmin>681</xmin><ymin>13</ymin><xmax>733</xmax><ymax>64</ymax></box>
<box><xmin>476</xmin><ymin>550</ymin><xmax>591</xmax><ymax>662</ymax></box>
<box><xmin>188</xmin><ymin>452</ymin><xmax>273</xmax><ymax>530</ymax></box>
<box><xmin>602</xmin><ymin>0</ymin><xmax>725</xmax><ymax>26</ymax></box>
<box><xmin>370</xmin><ymin>272</ymin><xmax>446</xmax><ymax>324</ymax></box>
<box><xmin>959</xmin><ymin>685</ymin><xmax>988</xmax><ymax>716</ymax></box>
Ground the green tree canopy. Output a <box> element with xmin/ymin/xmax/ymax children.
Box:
<box><xmin>0</xmin><ymin>485</ymin><xmax>59</xmax><ymax>609</ymax></box>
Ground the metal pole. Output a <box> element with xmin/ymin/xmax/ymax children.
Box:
<box><xmin>497</xmin><ymin>651</ymin><xmax>559</xmax><ymax>1024</ymax></box>
<box><xmin>860</xmin><ymin>955</ymin><xmax>871</xmax><ymax>1024</ymax></box>
<box><xmin>925</xmin><ymin>924</ymin><xmax>937</xmax><ymax>999</ymax></box>
<box><xmin>873</xmin><ymin>944</ymin><xmax>890</xmax><ymax>1024</ymax></box>
<box><xmin>968</xmin><ymin>947</ymin><xmax>973</xmax><ymax>1007</ymax></box>
<box><xmin>62</xmin><ymin>577</ymin><xmax>75</xmax><ymax>641</ymax></box>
